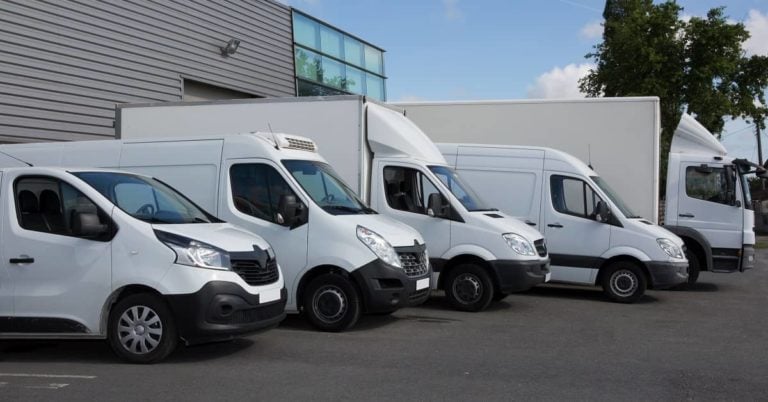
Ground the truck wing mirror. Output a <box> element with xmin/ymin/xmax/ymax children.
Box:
<box><xmin>724</xmin><ymin>165</ymin><xmax>738</xmax><ymax>206</ymax></box>
<box><xmin>427</xmin><ymin>193</ymin><xmax>450</xmax><ymax>218</ymax></box>
<box><xmin>596</xmin><ymin>201</ymin><xmax>611</xmax><ymax>223</ymax></box>
<box><xmin>277</xmin><ymin>194</ymin><xmax>306</xmax><ymax>228</ymax></box>
<box><xmin>72</xmin><ymin>212</ymin><xmax>108</xmax><ymax>238</ymax></box>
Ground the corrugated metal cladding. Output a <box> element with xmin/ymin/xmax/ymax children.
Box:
<box><xmin>0</xmin><ymin>0</ymin><xmax>296</xmax><ymax>143</ymax></box>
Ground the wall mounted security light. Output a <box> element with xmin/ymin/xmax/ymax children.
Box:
<box><xmin>220</xmin><ymin>39</ymin><xmax>240</xmax><ymax>57</ymax></box>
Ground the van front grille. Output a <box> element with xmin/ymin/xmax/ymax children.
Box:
<box><xmin>398</xmin><ymin>251</ymin><xmax>429</xmax><ymax>278</ymax></box>
<box><xmin>534</xmin><ymin>239</ymin><xmax>547</xmax><ymax>257</ymax></box>
<box><xmin>231</xmin><ymin>258</ymin><xmax>279</xmax><ymax>286</ymax></box>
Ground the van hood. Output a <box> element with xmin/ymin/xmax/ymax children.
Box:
<box><xmin>152</xmin><ymin>223</ymin><xmax>272</xmax><ymax>252</ymax></box>
<box><xmin>623</xmin><ymin>218</ymin><xmax>684</xmax><ymax>246</ymax></box>
<box><xmin>467</xmin><ymin>211</ymin><xmax>545</xmax><ymax>242</ymax></box>
<box><xmin>339</xmin><ymin>213</ymin><xmax>425</xmax><ymax>248</ymax></box>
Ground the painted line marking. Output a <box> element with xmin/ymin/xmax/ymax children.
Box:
<box><xmin>0</xmin><ymin>373</ymin><xmax>96</xmax><ymax>379</ymax></box>
<box><xmin>25</xmin><ymin>383</ymin><xmax>69</xmax><ymax>390</ymax></box>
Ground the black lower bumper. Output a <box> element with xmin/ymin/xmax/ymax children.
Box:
<box><xmin>490</xmin><ymin>258</ymin><xmax>550</xmax><ymax>293</ymax></box>
<box><xmin>741</xmin><ymin>245</ymin><xmax>756</xmax><ymax>271</ymax></box>
<box><xmin>645</xmin><ymin>261</ymin><xmax>688</xmax><ymax>289</ymax></box>
<box><xmin>351</xmin><ymin>259</ymin><xmax>432</xmax><ymax>314</ymax></box>
<box><xmin>166</xmin><ymin>281</ymin><xmax>287</xmax><ymax>345</ymax></box>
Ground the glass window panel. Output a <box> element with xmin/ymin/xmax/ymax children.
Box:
<box><xmin>297</xmin><ymin>80</ymin><xmax>348</xmax><ymax>97</ymax></box>
<box><xmin>321</xmin><ymin>57</ymin><xmax>345</xmax><ymax>89</ymax></box>
<box><xmin>295</xmin><ymin>48</ymin><xmax>321</xmax><ymax>82</ymax></box>
<box><xmin>365</xmin><ymin>73</ymin><xmax>384</xmax><ymax>100</ymax></box>
<box><xmin>364</xmin><ymin>45</ymin><xmax>383</xmax><ymax>74</ymax></box>
<box><xmin>345</xmin><ymin>66</ymin><xmax>364</xmax><ymax>94</ymax></box>
<box><xmin>685</xmin><ymin>167</ymin><xmax>730</xmax><ymax>205</ymax></box>
<box><xmin>293</xmin><ymin>14</ymin><xmax>318</xmax><ymax>49</ymax></box>
<box><xmin>320</xmin><ymin>26</ymin><xmax>342</xmax><ymax>58</ymax></box>
<box><xmin>344</xmin><ymin>37</ymin><xmax>363</xmax><ymax>67</ymax></box>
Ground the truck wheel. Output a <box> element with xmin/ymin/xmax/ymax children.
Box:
<box><xmin>108</xmin><ymin>293</ymin><xmax>178</xmax><ymax>364</ymax></box>
<box><xmin>445</xmin><ymin>264</ymin><xmax>494</xmax><ymax>312</ymax></box>
<box><xmin>304</xmin><ymin>274</ymin><xmax>361</xmax><ymax>332</ymax></box>
<box><xmin>681</xmin><ymin>250</ymin><xmax>700</xmax><ymax>287</ymax></box>
<box><xmin>600</xmin><ymin>261</ymin><xmax>647</xmax><ymax>303</ymax></box>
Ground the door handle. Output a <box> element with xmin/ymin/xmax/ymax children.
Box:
<box><xmin>525</xmin><ymin>220</ymin><xmax>536</xmax><ymax>226</ymax></box>
<box><xmin>547</xmin><ymin>223</ymin><xmax>563</xmax><ymax>228</ymax></box>
<box><xmin>10</xmin><ymin>257</ymin><xmax>34</xmax><ymax>264</ymax></box>
<box><xmin>679</xmin><ymin>213</ymin><xmax>695</xmax><ymax>218</ymax></box>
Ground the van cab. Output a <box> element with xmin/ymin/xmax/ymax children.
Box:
<box><xmin>0</xmin><ymin>167</ymin><xmax>286</xmax><ymax>362</ymax></box>
<box><xmin>438</xmin><ymin>144</ymin><xmax>688</xmax><ymax>302</ymax></box>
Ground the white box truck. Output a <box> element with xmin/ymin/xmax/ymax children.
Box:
<box><xmin>0</xmin><ymin>163</ymin><xmax>286</xmax><ymax>363</ymax></box>
<box><xmin>111</xmin><ymin>95</ymin><xmax>551</xmax><ymax>312</ymax></box>
<box><xmin>396</xmin><ymin>98</ymin><xmax>761</xmax><ymax>284</ymax></box>
<box><xmin>0</xmin><ymin>133</ymin><xmax>431</xmax><ymax>332</ymax></box>
<box><xmin>437</xmin><ymin>144</ymin><xmax>688</xmax><ymax>302</ymax></box>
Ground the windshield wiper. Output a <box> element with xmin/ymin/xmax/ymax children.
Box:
<box><xmin>323</xmin><ymin>205</ymin><xmax>366</xmax><ymax>214</ymax></box>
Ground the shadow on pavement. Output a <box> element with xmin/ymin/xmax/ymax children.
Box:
<box><xmin>277</xmin><ymin>312</ymin><xmax>399</xmax><ymax>333</ymax></box>
<box><xmin>665</xmin><ymin>282</ymin><xmax>720</xmax><ymax>292</ymax></box>
<box><xmin>519</xmin><ymin>285</ymin><xmax>659</xmax><ymax>304</ymax></box>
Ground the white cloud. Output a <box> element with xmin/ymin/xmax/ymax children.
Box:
<box><xmin>527</xmin><ymin>63</ymin><xmax>593</xmax><ymax>99</ymax></box>
<box><xmin>442</xmin><ymin>0</ymin><xmax>463</xmax><ymax>22</ymax></box>
<box><xmin>744</xmin><ymin>9</ymin><xmax>768</xmax><ymax>56</ymax></box>
<box><xmin>580</xmin><ymin>20</ymin><xmax>603</xmax><ymax>40</ymax></box>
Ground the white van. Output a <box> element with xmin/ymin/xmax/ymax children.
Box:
<box><xmin>0</xmin><ymin>166</ymin><xmax>286</xmax><ymax>363</ymax></box>
<box><xmin>438</xmin><ymin>144</ymin><xmax>688</xmax><ymax>303</ymax></box>
<box><xmin>0</xmin><ymin>133</ymin><xmax>430</xmax><ymax>331</ymax></box>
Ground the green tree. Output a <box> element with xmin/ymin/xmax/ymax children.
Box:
<box><xmin>580</xmin><ymin>0</ymin><xmax>768</xmax><ymax>192</ymax></box>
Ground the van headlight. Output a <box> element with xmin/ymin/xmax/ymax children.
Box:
<box><xmin>503</xmin><ymin>233</ymin><xmax>536</xmax><ymax>256</ymax></box>
<box><xmin>155</xmin><ymin>230</ymin><xmax>232</xmax><ymax>270</ymax></box>
<box><xmin>356</xmin><ymin>225</ymin><xmax>402</xmax><ymax>268</ymax></box>
<box><xmin>657</xmin><ymin>238</ymin><xmax>684</xmax><ymax>259</ymax></box>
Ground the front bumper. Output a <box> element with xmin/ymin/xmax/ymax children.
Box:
<box><xmin>166</xmin><ymin>281</ymin><xmax>287</xmax><ymax>345</ymax></box>
<box><xmin>741</xmin><ymin>245</ymin><xmax>755</xmax><ymax>271</ymax></box>
<box><xmin>645</xmin><ymin>261</ymin><xmax>688</xmax><ymax>289</ymax></box>
<box><xmin>490</xmin><ymin>258</ymin><xmax>550</xmax><ymax>293</ymax></box>
<box><xmin>351</xmin><ymin>257</ymin><xmax>432</xmax><ymax>314</ymax></box>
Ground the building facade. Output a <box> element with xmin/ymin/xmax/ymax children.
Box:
<box><xmin>0</xmin><ymin>0</ymin><xmax>385</xmax><ymax>144</ymax></box>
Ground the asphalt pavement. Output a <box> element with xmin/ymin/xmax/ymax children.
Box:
<box><xmin>2</xmin><ymin>249</ymin><xmax>767</xmax><ymax>401</ymax></box>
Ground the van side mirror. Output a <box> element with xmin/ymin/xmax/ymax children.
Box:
<box><xmin>72</xmin><ymin>212</ymin><xmax>108</xmax><ymax>238</ymax></box>
<box><xmin>595</xmin><ymin>200</ymin><xmax>611</xmax><ymax>223</ymax></box>
<box><xmin>427</xmin><ymin>193</ymin><xmax>450</xmax><ymax>218</ymax></box>
<box><xmin>277</xmin><ymin>194</ymin><xmax>306</xmax><ymax>228</ymax></box>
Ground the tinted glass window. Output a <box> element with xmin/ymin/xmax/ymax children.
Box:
<box><xmin>685</xmin><ymin>167</ymin><xmax>730</xmax><ymax>205</ymax></box>
<box><xmin>319</xmin><ymin>26</ymin><xmax>342</xmax><ymax>58</ymax></box>
<box><xmin>283</xmin><ymin>160</ymin><xmax>372</xmax><ymax>215</ymax></box>
<box><xmin>295</xmin><ymin>48</ymin><xmax>322</xmax><ymax>82</ymax></box>
<box><xmin>293</xmin><ymin>13</ymin><xmax>318</xmax><ymax>48</ymax></box>
<box><xmin>364</xmin><ymin>45</ymin><xmax>383</xmax><ymax>74</ymax></box>
<box><xmin>383</xmin><ymin>166</ymin><xmax>442</xmax><ymax>215</ymax></box>
<box><xmin>15</xmin><ymin>176</ymin><xmax>111</xmax><ymax>240</ymax></box>
<box><xmin>550</xmin><ymin>175</ymin><xmax>604</xmax><ymax>220</ymax></box>
<box><xmin>344</xmin><ymin>37</ymin><xmax>363</xmax><ymax>66</ymax></box>
<box><xmin>230</xmin><ymin>164</ymin><xmax>303</xmax><ymax>224</ymax></box>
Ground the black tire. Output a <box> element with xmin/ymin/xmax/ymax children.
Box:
<box><xmin>682</xmin><ymin>249</ymin><xmax>701</xmax><ymax>287</ymax></box>
<box><xmin>303</xmin><ymin>274</ymin><xmax>362</xmax><ymax>332</ymax></box>
<box><xmin>445</xmin><ymin>264</ymin><xmax>494</xmax><ymax>312</ymax></box>
<box><xmin>600</xmin><ymin>261</ymin><xmax>647</xmax><ymax>303</ymax></box>
<box><xmin>108</xmin><ymin>293</ymin><xmax>178</xmax><ymax>364</ymax></box>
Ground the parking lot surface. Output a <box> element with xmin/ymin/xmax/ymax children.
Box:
<box><xmin>2</xmin><ymin>249</ymin><xmax>767</xmax><ymax>401</ymax></box>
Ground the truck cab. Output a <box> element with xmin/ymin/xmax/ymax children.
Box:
<box><xmin>438</xmin><ymin>144</ymin><xmax>689</xmax><ymax>303</ymax></box>
<box><xmin>663</xmin><ymin>114</ymin><xmax>762</xmax><ymax>283</ymax></box>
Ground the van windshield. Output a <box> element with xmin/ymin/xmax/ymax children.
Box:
<box><xmin>73</xmin><ymin>172</ymin><xmax>218</xmax><ymax>224</ymax></box>
<box><xmin>428</xmin><ymin>165</ymin><xmax>493</xmax><ymax>212</ymax></box>
<box><xmin>282</xmin><ymin>160</ymin><xmax>375</xmax><ymax>215</ymax></box>
<box><xmin>590</xmin><ymin>176</ymin><xmax>639</xmax><ymax>218</ymax></box>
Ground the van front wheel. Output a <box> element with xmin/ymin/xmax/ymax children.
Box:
<box><xmin>445</xmin><ymin>264</ymin><xmax>494</xmax><ymax>312</ymax></box>
<box><xmin>304</xmin><ymin>274</ymin><xmax>361</xmax><ymax>332</ymax></box>
<box><xmin>108</xmin><ymin>293</ymin><xmax>178</xmax><ymax>364</ymax></box>
<box><xmin>601</xmin><ymin>262</ymin><xmax>647</xmax><ymax>303</ymax></box>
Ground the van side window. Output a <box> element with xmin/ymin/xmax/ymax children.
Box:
<box><xmin>685</xmin><ymin>167</ymin><xmax>730</xmax><ymax>205</ymax></box>
<box><xmin>15</xmin><ymin>176</ymin><xmax>111</xmax><ymax>240</ymax></box>
<box><xmin>230</xmin><ymin>164</ymin><xmax>301</xmax><ymax>224</ymax></box>
<box><xmin>550</xmin><ymin>175</ymin><xmax>602</xmax><ymax>219</ymax></box>
<box><xmin>383</xmin><ymin>166</ymin><xmax>440</xmax><ymax>215</ymax></box>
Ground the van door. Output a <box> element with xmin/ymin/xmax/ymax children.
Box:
<box><xmin>223</xmin><ymin>159</ymin><xmax>309</xmax><ymax>309</ymax></box>
<box><xmin>374</xmin><ymin>160</ymin><xmax>451</xmax><ymax>267</ymax></box>
<box><xmin>677</xmin><ymin>162</ymin><xmax>744</xmax><ymax>271</ymax></box>
<box><xmin>543</xmin><ymin>173</ymin><xmax>611</xmax><ymax>284</ymax></box>
<box><xmin>3</xmin><ymin>174</ymin><xmax>112</xmax><ymax>333</ymax></box>
<box><xmin>0</xmin><ymin>172</ymin><xmax>12</xmax><ymax>324</ymax></box>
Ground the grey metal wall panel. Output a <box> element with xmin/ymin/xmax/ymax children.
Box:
<box><xmin>0</xmin><ymin>0</ymin><xmax>295</xmax><ymax>142</ymax></box>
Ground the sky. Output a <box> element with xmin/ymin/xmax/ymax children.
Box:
<box><xmin>281</xmin><ymin>0</ymin><xmax>768</xmax><ymax>162</ymax></box>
